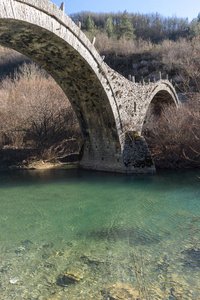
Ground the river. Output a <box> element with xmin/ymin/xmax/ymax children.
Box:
<box><xmin>0</xmin><ymin>167</ymin><xmax>200</xmax><ymax>299</ymax></box>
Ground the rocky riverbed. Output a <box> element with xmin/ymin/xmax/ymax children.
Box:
<box><xmin>0</xmin><ymin>237</ymin><xmax>199</xmax><ymax>299</ymax></box>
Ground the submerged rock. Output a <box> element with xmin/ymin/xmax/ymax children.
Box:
<box><xmin>43</xmin><ymin>262</ymin><xmax>54</xmax><ymax>269</ymax></box>
<box><xmin>63</xmin><ymin>269</ymin><xmax>84</xmax><ymax>283</ymax></box>
<box><xmin>15</xmin><ymin>240</ymin><xmax>34</xmax><ymax>253</ymax></box>
<box><xmin>81</xmin><ymin>254</ymin><xmax>105</xmax><ymax>266</ymax></box>
<box><xmin>42</xmin><ymin>242</ymin><xmax>54</xmax><ymax>249</ymax></box>
<box><xmin>21</xmin><ymin>239</ymin><xmax>33</xmax><ymax>246</ymax></box>
<box><xmin>0</xmin><ymin>264</ymin><xmax>12</xmax><ymax>273</ymax></box>
<box><xmin>52</xmin><ymin>250</ymin><xmax>68</xmax><ymax>257</ymax></box>
<box><xmin>45</xmin><ymin>274</ymin><xmax>57</xmax><ymax>285</ymax></box>
<box><xmin>103</xmin><ymin>282</ymin><xmax>143</xmax><ymax>300</ymax></box>
<box><xmin>57</xmin><ymin>269</ymin><xmax>84</xmax><ymax>286</ymax></box>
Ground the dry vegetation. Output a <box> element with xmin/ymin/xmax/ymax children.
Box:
<box><xmin>95</xmin><ymin>34</ymin><xmax>153</xmax><ymax>56</ymax></box>
<box><xmin>96</xmin><ymin>35</ymin><xmax>200</xmax><ymax>87</ymax></box>
<box><xmin>0</xmin><ymin>56</ymin><xmax>81</xmax><ymax>168</ymax></box>
<box><xmin>142</xmin><ymin>101</ymin><xmax>200</xmax><ymax>169</ymax></box>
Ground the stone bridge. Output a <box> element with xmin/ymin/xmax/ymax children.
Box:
<box><xmin>0</xmin><ymin>0</ymin><xmax>179</xmax><ymax>173</ymax></box>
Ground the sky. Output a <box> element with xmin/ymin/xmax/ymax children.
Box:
<box><xmin>51</xmin><ymin>0</ymin><xmax>199</xmax><ymax>21</ymax></box>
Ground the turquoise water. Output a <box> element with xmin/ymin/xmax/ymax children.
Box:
<box><xmin>0</xmin><ymin>167</ymin><xmax>200</xmax><ymax>299</ymax></box>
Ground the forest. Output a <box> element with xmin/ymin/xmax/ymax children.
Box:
<box><xmin>70</xmin><ymin>11</ymin><xmax>199</xmax><ymax>42</ymax></box>
<box><xmin>0</xmin><ymin>11</ymin><xmax>199</xmax><ymax>169</ymax></box>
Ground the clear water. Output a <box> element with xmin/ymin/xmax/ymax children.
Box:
<box><xmin>0</xmin><ymin>167</ymin><xmax>200</xmax><ymax>299</ymax></box>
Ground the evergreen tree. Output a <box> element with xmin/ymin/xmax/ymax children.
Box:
<box><xmin>119</xmin><ymin>11</ymin><xmax>135</xmax><ymax>40</ymax></box>
<box><xmin>190</xmin><ymin>14</ymin><xmax>200</xmax><ymax>38</ymax></box>
<box><xmin>197</xmin><ymin>13</ymin><xmax>200</xmax><ymax>23</ymax></box>
<box><xmin>105</xmin><ymin>16</ymin><xmax>114</xmax><ymax>38</ymax></box>
<box><xmin>86</xmin><ymin>15</ymin><xmax>95</xmax><ymax>32</ymax></box>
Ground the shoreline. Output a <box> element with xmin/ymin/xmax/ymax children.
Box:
<box><xmin>0</xmin><ymin>161</ymin><xmax>199</xmax><ymax>174</ymax></box>
<box><xmin>0</xmin><ymin>159</ymin><xmax>78</xmax><ymax>171</ymax></box>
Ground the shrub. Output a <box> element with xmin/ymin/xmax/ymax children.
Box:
<box><xmin>0</xmin><ymin>62</ymin><xmax>81</xmax><ymax>160</ymax></box>
<box><xmin>142</xmin><ymin>99</ymin><xmax>200</xmax><ymax>169</ymax></box>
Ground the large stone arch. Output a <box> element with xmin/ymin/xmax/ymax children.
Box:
<box><xmin>0</xmin><ymin>0</ymin><xmax>124</xmax><ymax>172</ymax></box>
<box><xmin>0</xmin><ymin>0</ymin><xmax>180</xmax><ymax>173</ymax></box>
<box><xmin>142</xmin><ymin>81</ymin><xmax>179</xmax><ymax>133</ymax></box>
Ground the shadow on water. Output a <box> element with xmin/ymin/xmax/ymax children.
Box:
<box><xmin>0</xmin><ymin>166</ymin><xmax>157</xmax><ymax>187</ymax></box>
<box><xmin>0</xmin><ymin>163</ymin><xmax>199</xmax><ymax>187</ymax></box>
<box><xmin>182</xmin><ymin>248</ymin><xmax>200</xmax><ymax>268</ymax></box>
<box><xmin>78</xmin><ymin>226</ymin><xmax>164</xmax><ymax>246</ymax></box>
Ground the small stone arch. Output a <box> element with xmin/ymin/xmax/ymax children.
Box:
<box><xmin>142</xmin><ymin>81</ymin><xmax>179</xmax><ymax>134</ymax></box>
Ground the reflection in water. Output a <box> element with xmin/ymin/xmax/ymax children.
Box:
<box><xmin>0</xmin><ymin>168</ymin><xmax>200</xmax><ymax>299</ymax></box>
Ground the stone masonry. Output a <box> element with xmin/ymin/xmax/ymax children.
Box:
<box><xmin>0</xmin><ymin>0</ymin><xmax>179</xmax><ymax>173</ymax></box>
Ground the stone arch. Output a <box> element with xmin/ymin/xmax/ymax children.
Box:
<box><xmin>0</xmin><ymin>0</ymin><xmax>123</xmax><ymax>172</ymax></box>
<box><xmin>142</xmin><ymin>81</ymin><xmax>179</xmax><ymax>133</ymax></box>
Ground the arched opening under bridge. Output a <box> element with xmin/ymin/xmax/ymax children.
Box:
<box><xmin>141</xmin><ymin>83</ymin><xmax>180</xmax><ymax>168</ymax></box>
<box><xmin>0</xmin><ymin>0</ymin><xmax>124</xmax><ymax>172</ymax></box>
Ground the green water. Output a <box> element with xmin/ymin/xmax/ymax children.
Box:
<box><xmin>0</xmin><ymin>167</ymin><xmax>200</xmax><ymax>299</ymax></box>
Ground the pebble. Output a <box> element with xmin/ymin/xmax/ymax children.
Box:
<box><xmin>9</xmin><ymin>277</ymin><xmax>19</xmax><ymax>284</ymax></box>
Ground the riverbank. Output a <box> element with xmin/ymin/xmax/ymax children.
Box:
<box><xmin>0</xmin><ymin>148</ymin><xmax>79</xmax><ymax>170</ymax></box>
<box><xmin>0</xmin><ymin>144</ymin><xmax>199</xmax><ymax>172</ymax></box>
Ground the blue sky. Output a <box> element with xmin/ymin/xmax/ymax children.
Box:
<box><xmin>51</xmin><ymin>0</ymin><xmax>199</xmax><ymax>21</ymax></box>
